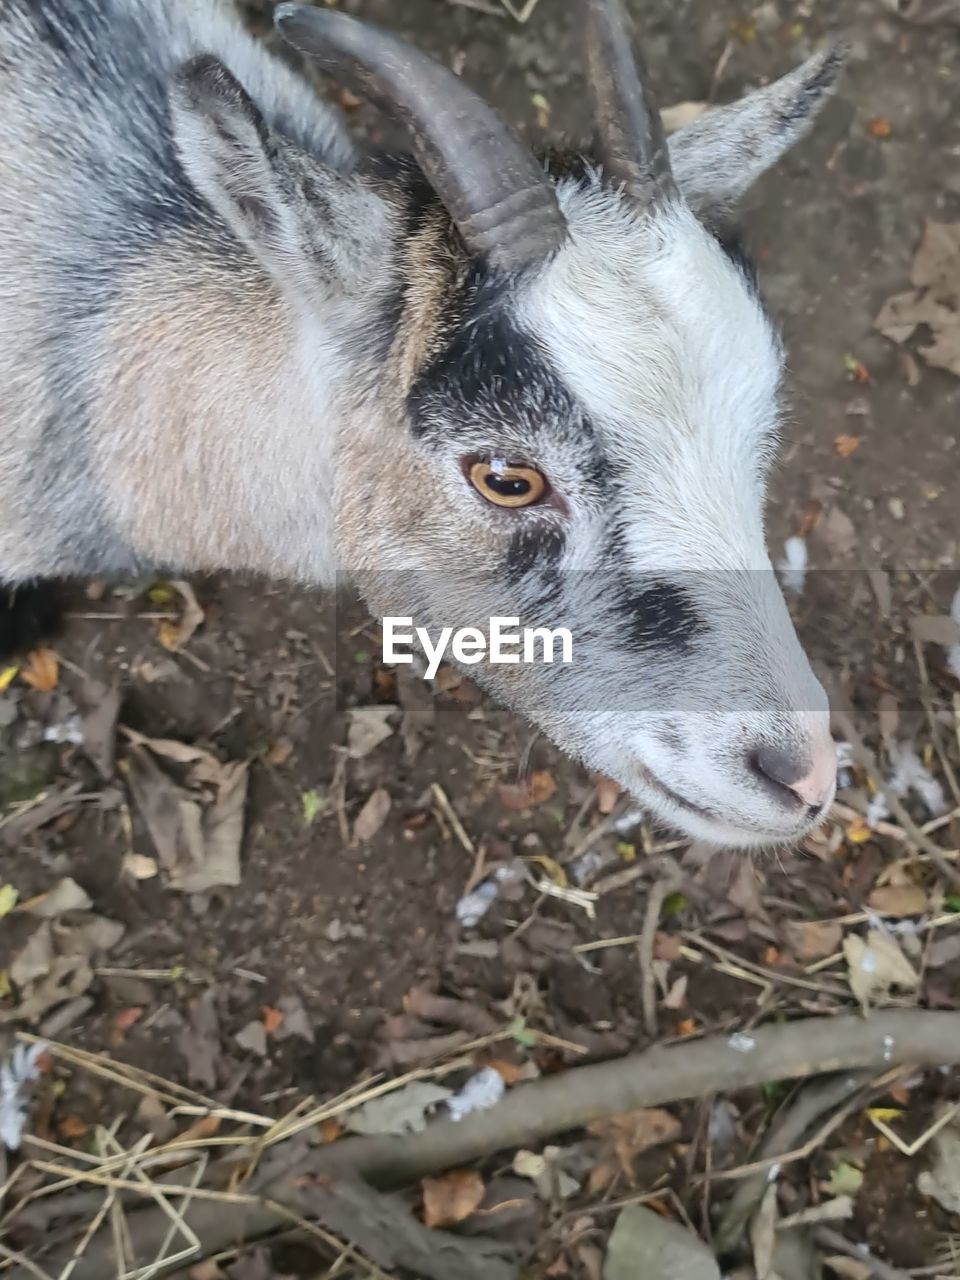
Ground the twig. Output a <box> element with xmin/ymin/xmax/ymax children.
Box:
<box><xmin>832</xmin><ymin>708</ymin><xmax>960</xmax><ymax>889</ymax></box>
<box><xmin>639</xmin><ymin>877</ymin><xmax>679</xmax><ymax>1039</ymax></box>
<box><xmin>714</xmin><ymin>1070</ymin><xmax>874</xmax><ymax>1254</ymax></box>
<box><xmin>913</xmin><ymin>636</ymin><xmax>960</xmax><ymax>809</ymax></box>
<box><xmin>22</xmin><ymin>1011</ymin><xmax>960</xmax><ymax>1280</ymax></box>
<box><xmin>815</xmin><ymin>1226</ymin><xmax>912</xmax><ymax>1280</ymax></box>
<box><xmin>430</xmin><ymin>783</ymin><xmax>475</xmax><ymax>856</ymax></box>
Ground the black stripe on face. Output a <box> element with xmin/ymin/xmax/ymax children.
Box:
<box><xmin>614</xmin><ymin>579</ymin><xmax>707</xmax><ymax>653</ymax></box>
<box><xmin>505</xmin><ymin>523</ymin><xmax>566</xmax><ymax>582</ymax></box>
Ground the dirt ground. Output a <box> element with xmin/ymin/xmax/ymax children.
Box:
<box><xmin>3</xmin><ymin>0</ymin><xmax>960</xmax><ymax>1277</ymax></box>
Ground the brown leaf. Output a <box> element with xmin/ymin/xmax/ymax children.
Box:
<box><xmin>422</xmin><ymin>1169</ymin><xmax>485</xmax><ymax>1228</ymax></box>
<box><xmin>21</xmin><ymin>649</ymin><xmax>59</xmax><ymax>692</ymax></box>
<box><xmin>262</xmin><ymin>1005</ymin><xmax>285</xmax><ymax>1036</ymax></box>
<box><xmin>498</xmin><ymin>770</ymin><xmax>556</xmax><ymax>811</ymax></box>
<box><xmin>353</xmin><ymin>786</ymin><xmax>391</xmax><ymax>841</ymax></box>
<box><xmin>867</xmin><ymin>116</ymin><xmax>892</xmax><ymax>139</ymax></box>
<box><xmin>157</xmin><ymin>580</ymin><xmax>205</xmax><ymax>651</ymax></box>
<box><xmin>784</xmin><ymin>919</ymin><xmax>843</xmax><ymax>962</ymax></box>
<box><xmin>867</xmin><ymin>885</ymin><xmax>929</xmax><ymax>917</ymax></box>
<box><xmin>595</xmin><ymin>776</ymin><xmax>621</xmax><ymax>814</ymax></box>
<box><xmin>833</xmin><ymin>433</ymin><xmax>862</xmax><ymax>458</ymax></box>
<box><xmin>587</xmin><ymin>1108</ymin><xmax>681</xmax><ymax>1184</ymax></box>
<box><xmin>112</xmin><ymin>1006</ymin><xmax>144</xmax><ymax>1034</ymax></box>
<box><xmin>58</xmin><ymin>1114</ymin><xmax>90</xmax><ymax>1140</ymax></box>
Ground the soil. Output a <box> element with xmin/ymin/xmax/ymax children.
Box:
<box><xmin>3</xmin><ymin>0</ymin><xmax>960</xmax><ymax>1276</ymax></box>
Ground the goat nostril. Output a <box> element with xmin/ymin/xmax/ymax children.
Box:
<box><xmin>749</xmin><ymin>745</ymin><xmax>811</xmax><ymax>808</ymax></box>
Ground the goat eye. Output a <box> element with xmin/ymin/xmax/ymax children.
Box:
<box><xmin>467</xmin><ymin>459</ymin><xmax>547</xmax><ymax>509</ymax></box>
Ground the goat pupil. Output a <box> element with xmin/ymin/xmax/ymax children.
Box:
<box><xmin>488</xmin><ymin>473</ymin><xmax>529</xmax><ymax>497</ymax></box>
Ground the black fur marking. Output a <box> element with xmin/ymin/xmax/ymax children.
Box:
<box><xmin>0</xmin><ymin>582</ymin><xmax>64</xmax><ymax>662</ymax></box>
<box><xmin>614</xmin><ymin>579</ymin><xmax>707</xmax><ymax>653</ymax></box>
<box><xmin>506</xmin><ymin>524</ymin><xmax>566</xmax><ymax>583</ymax></box>
<box><xmin>711</xmin><ymin>225</ymin><xmax>759</xmax><ymax>292</ymax></box>
<box><xmin>776</xmin><ymin>45</ymin><xmax>845</xmax><ymax>134</ymax></box>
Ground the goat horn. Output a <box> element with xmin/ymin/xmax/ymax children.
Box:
<box><xmin>275</xmin><ymin>4</ymin><xmax>566</xmax><ymax>272</ymax></box>
<box><xmin>585</xmin><ymin>0</ymin><xmax>679</xmax><ymax>205</ymax></box>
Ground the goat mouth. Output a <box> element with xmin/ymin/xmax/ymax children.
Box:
<box><xmin>631</xmin><ymin>763</ymin><xmax>716</xmax><ymax>821</ymax></box>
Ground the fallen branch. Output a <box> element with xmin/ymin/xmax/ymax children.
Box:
<box><xmin>15</xmin><ymin>1010</ymin><xmax>960</xmax><ymax>1280</ymax></box>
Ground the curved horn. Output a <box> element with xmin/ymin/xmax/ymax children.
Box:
<box><xmin>585</xmin><ymin>0</ymin><xmax>678</xmax><ymax>205</ymax></box>
<box><xmin>274</xmin><ymin>4</ymin><xmax>565</xmax><ymax>272</ymax></box>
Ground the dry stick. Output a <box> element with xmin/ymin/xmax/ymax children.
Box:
<box><xmin>832</xmin><ymin>708</ymin><xmax>960</xmax><ymax>890</ymax></box>
<box><xmin>18</xmin><ymin>1010</ymin><xmax>960</xmax><ymax>1280</ymax></box>
<box><xmin>713</xmin><ymin>1069</ymin><xmax>875</xmax><ymax>1255</ymax></box>
<box><xmin>913</xmin><ymin>636</ymin><xmax>960</xmax><ymax>810</ymax></box>
<box><xmin>814</xmin><ymin>1226</ymin><xmax>912</xmax><ymax>1280</ymax></box>
<box><xmin>639</xmin><ymin>875</ymin><xmax>679</xmax><ymax>1039</ymax></box>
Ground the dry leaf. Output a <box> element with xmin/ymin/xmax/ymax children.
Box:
<box><xmin>157</xmin><ymin>580</ymin><xmax>205</xmax><ymax>651</ymax></box>
<box><xmin>58</xmin><ymin>1114</ymin><xmax>90</xmax><ymax>1140</ymax></box>
<box><xmin>422</xmin><ymin>1169</ymin><xmax>485</xmax><ymax>1228</ymax></box>
<box><xmin>751</xmin><ymin>1183</ymin><xmax>778</xmax><ymax>1280</ymax></box>
<box><xmin>497</xmin><ymin>770</ymin><xmax>556</xmax><ymax>811</ymax></box>
<box><xmin>353</xmin><ymin>786</ymin><xmax>391</xmax><ymax>842</ymax></box>
<box><xmin>262</xmin><ymin>1006</ymin><xmax>285</xmax><ymax>1036</ymax></box>
<box><xmin>112</xmin><ymin>1006</ymin><xmax>144</xmax><ymax>1034</ymax></box>
<box><xmin>844</xmin><ymin>930</ymin><xmax>919</xmax><ymax>1011</ymax></box>
<box><xmin>346</xmin><ymin>705</ymin><xmax>396</xmax><ymax>759</ymax></box>
<box><xmin>875</xmin><ymin>221</ymin><xmax>960</xmax><ymax>378</ymax></box>
<box><xmin>867</xmin><ymin>116</ymin><xmax>892</xmax><ymax>139</ymax></box>
<box><xmin>784</xmin><ymin>919</ymin><xmax>843</xmax><ymax>962</ymax></box>
<box><xmin>345</xmin><ymin>1080</ymin><xmax>452</xmax><ymax>1136</ymax></box>
<box><xmin>833</xmin><ymin>433</ymin><xmax>862</xmax><ymax>458</ymax></box>
<box><xmin>234</xmin><ymin>1020</ymin><xmax>267</xmax><ymax>1056</ymax></box>
<box><xmin>595</xmin><ymin>776</ymin><xmax>621</xmax><ymax>814</ymax></box>
<box><xmin>123</xmin><ymin>853</ymin><xmax>159</xmax><ymax>881</ymax></box>
<box><xmin>604</xmin><ymin>1205</ymin><xmax>721</xmax><ymax>1280</ymax></box>
<box><xmin>20</xmin><ymin>648</ymin><xmax>59</xmax><ymax>692</ymax></box>
<box><xmin>866</xmin><ymin>884</ymin><xmax>929</xmax><ymax>917</ymax></box>
<box><xmin>587</xmin><ymin>1107</ymin><xmax>681</xmax><ymax>1186</ymax></box>
<box><xmin>23</xmin><ymin>877</ymin><xmax>92</xmax><ymax>918</ymax></box>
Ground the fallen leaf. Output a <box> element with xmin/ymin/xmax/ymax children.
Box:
<box><xmin>1</xmin><ymin>953</ymin><xmax>93</xmax><ymax>1025</ymax></box>
<box><xmin>844</xmin><ymin>930</ymin><xmax>919</xmax><ymax>1011</ymax></box>
<box><xmin>603</xmin><ymin>1205</ymin><xmax>721</xmax><ymax>1280</ymax></box>
<box><xmin>20</xmin><ymin>649</ymin><xmax>59</xmax><ymax>692</ymax></box>
<box><xmin>345</xmin><ymin>1081</ymin><xmax>452</xmax><ymax>1136</ymax></box>
<box><xmin>497</xmin><ymin>769</ymin><xmax>556</xmax><ymax>811</ymax></box>
<box><xmin>595</xmin><ymin>776</ymin><xmax>621</xmax><ymax>814</ymax></box>
<box><xmin>58</xmin><ymin>1114</ymin><xmax>90</xmax><ymax>1140</ymax></box>
<box><xmin>353</xmin><ymin>787</ymin><xmax>391</xmax><ymax>842</ymax></box>
<box><xmin>23</xmin><ymin>877</ymin><xmax>92</xmax><ymax>918</ymax></box>
<box><xmin>867</xmin><ymin>884</ymin><xmax>929</xmax><ymax>917</ymax></box>
<box><xmin>843</xmin><ymin>353</ymin><xmax>872</xmax><ymax>384</ymax></box>
<box><xmin>867</xmin><ymin>116</ymin><xmax>892</xmax><ymax>139</ymax></box>
<box><xmin>346</xmin><ymin>705</ymin><xmax>396</xmax><ymax>759</ymax></box>
<box><xmin>157</xmin><ymin>580</ymin><xmax>205</xmax><ymax>651</ymax></box>
<box><xmin>823</xmin><ymin>1257</ymin><xmax>870</xmax><ymax>1280</ymax></box>
<box><xmin>80</xmin><ymin>681</ymin><xmax>120</xmax><ymax>779</ymax></box>
<box><xmin>235</xmin><ymin>1020</ymin><xmax>268</xmax><ymax>1057</ymax></box>
<box><xmin>123</xmin><ymin>853</ymin><xmax>159</xmax><ymax>880</ymax></box>
<box><xmin>10</xmin><ymin>924</ymin><xmax>54</xmax><ymax>988</ymax></box>
<box><xmin>822</xmin><ymin>1160</ymin><xmax>864</xmax><ymax>1197</ymax></box>
<box><xmin>302</xmin><ymin>788</ymin><xmax>325</xmax><ymax>826</ymax></box>
<box><xmin>113</xmin><ymin>1006</ymin><xmax>144</xmax><ymax>1034</ymax></box>
<box><xmin>170</xmin><ymin>762</ymin><xmax>248</xmax><ymax>894</ymax></box>
<box><xmin>814</xmin><ymin>506</ymin><xmax>858</xmax><ymax>557</ymax></box>
<box><xmin>422</xmin><ymin>1169</ymin><xmax>485</xmax><ymax>1228</ymax></box>
<box><xmin>0</xmin><ymin>665</ymin><xmax>18</xmax><ymax>694</ymax></box>
<box><xmin>513</xmin><ymin>1147</ymin><xmax>581</xmax><ymax>1201</ymax></box>
<box><xmin>262</xmin><ymin>1006</ymin><xmax>284</xmax><ymax>1036</ymax></box>
<box><xmin>0</xmin><ymin>884</ymin><xmax>18</xmax><ymax>918</ymax></box>
<box><xmin>271</xmin><ymin>993</ymin><xmax>315</xmax><ymax>1043</ymax></box>
<box><xmin>784</xmin><ymin>919</ymin><xmax>843</xmax><ymax>962</ymax></box>
<box><xmin>663</xmin><ymin>975</ymin><xmax>688</xmax><ymax>1010</ymax></box>
<box><xmin>833</xmin><ymin>433</ymin><xmax>862</xmax><ymax>458</ymax></box>
<box><xmin>875</xmin><ymin>221</ymin><xmax>960</xmax><ymax>378</ymax></box>
<box><xmin>750</xmin><ymin>1183</ymin><xmax>778</xmax><ymax>1280</ymax></box>
<box><xmin>178</xmin><ymin>990</ymin><xmax>220</xmax><ymax>1090</ymax></box>
<box><xmin>266</xmin><ymin>738</ymin><xmax>294</xmax><ymax>767</ymax></box>
<box><xmin>587</xmin><ymin>1108</ymin><xmax>681</xmax><ymax>1188</ymax></box>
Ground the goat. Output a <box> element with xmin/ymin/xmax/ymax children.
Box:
<box><xmin>0</xmin><ymin>0</ymin><xmax>844</xmax><ymax>848</ymax></box>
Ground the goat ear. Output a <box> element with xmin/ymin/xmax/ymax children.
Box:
<box><xmin>170</xmin><ymin>56</ymin><xmax>381</xmax><ymax>296</ymax></box>
<box><xmin>668</xmin><ymin>44</ymin><xmax>846</xmax><ymax>218</ymax></box>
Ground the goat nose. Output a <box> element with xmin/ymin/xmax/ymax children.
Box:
<box><xmin>751</xmin><ymin>740</ymin><xmax>837</xmax><ymax>809</ymax></box>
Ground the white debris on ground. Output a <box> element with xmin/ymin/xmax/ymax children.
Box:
<box><xmin>777</xmin><ymin>536</ymin><xmax>808</xmax><ymax>596</ymax></box>
<box><xmin>948</xmin><ymin>586</ymin><xmax>960</xmax><ymax>681</ymax></box>
<box><xmin>455</xmin><ymin>862</ymin><xmax>526</xmax><ymax>928</ymax></box>
<box><xmin>447</xmin><ymin>1066</ymin><xmax>505</xmax><ymax>1122</ymax></box>
<box><xmin>0</xmin><ymin>1041</ymin><xmax>46</xmax><ymax>1150</ymax></box>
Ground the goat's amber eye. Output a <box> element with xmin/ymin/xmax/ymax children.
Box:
<box><xmin>468</xmin><ymin>460</ymin><xmax>547</xmax><ymax>508</ymax></box>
